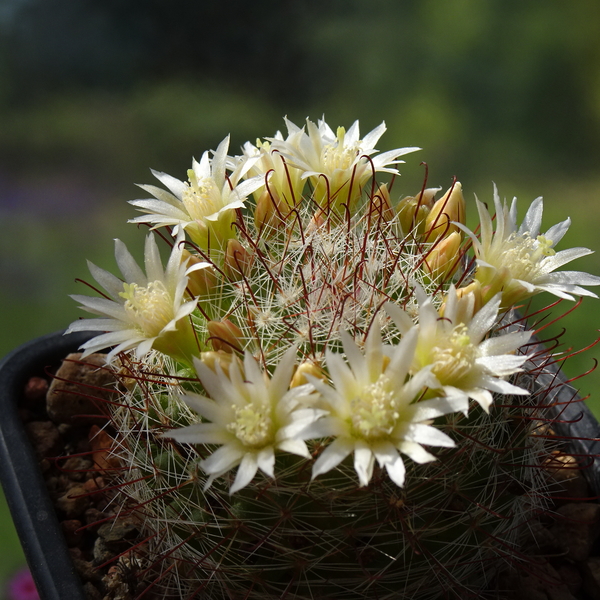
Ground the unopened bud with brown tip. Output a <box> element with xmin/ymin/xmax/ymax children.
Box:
<box><xmin>368</xmin><ymin>184</ymin><xmax>395</xmax><ymax>223</ymax></box>
<box><xmin>424</xmin><ymin>182</ymin><xmax>466</xmax><ymax>242</ymax></box>
<box><xmin>206</xmin><ymin>319</ymin><xmax>244</xmax><ymax>353</ymax></box>
<box><xmin>223</xmin><ymin>239</ymin><xmax>253</xmax><ymax>281</ymax></box>
<box><xmin>305</xmin><ymin>208</ymin><xmax>330</xmax><ymax>236</ymax></box>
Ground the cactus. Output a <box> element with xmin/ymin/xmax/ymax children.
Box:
<box><xmin>67</xmin><ymin>117</ymin><xmax>600</xmax><ymax>599</ymax></box>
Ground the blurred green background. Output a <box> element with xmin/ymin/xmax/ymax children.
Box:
<box><xmin>2</xmin><ymin>0</ymin><xmax>600</xmax><ymax>590</ymax></box>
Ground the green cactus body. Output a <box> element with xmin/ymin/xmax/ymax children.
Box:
<box><xmin>68</xmin><ymin>118</ymin><xmax>599</xmax><ymax>599</ymax></box>
<box><xmin>108</xmin><ymin>370</ymin><xmax>551</xmax><ymax>599</ymax></box>
<box><xmin>105</xmin><ymin>206</ymin><xmax>550</xmax><ymax>599</ymax></box>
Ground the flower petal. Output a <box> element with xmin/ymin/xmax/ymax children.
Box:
<box><xmin>354</xmin><ymin>440</ymin><xmax>375</xmax><ymax>487</ymax></box>
<box><xmin>230</xmin><ymin>452</ymin><xmax>259</xmax><ymax>494</ymax></box>
<box><xmin>163</xmin><ymin>422</ymin><xmax>232</xmax><ymax>445</ymax></box>
<box><xmin>312</xmin><ymin>437</ymin><xmax>354</xmax><ymax>479</ymax></box>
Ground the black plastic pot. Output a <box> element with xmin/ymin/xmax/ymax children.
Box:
<box><xmin>532</xmin><ymin>350</ymin><xmax>600</xmax><ymax>493</ymax></box>
<box><xmin>0</xmin><ymin>331</ymin><xmax>91</xmax><ymax>600</ymax></box>
<box><xmin>0</xmin><ymin>331</ymin><xmax>599</xmax><ymax>600</ymax></box>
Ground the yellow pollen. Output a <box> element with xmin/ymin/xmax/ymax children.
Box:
<box><xmin>181</xmin><ymin>171</ymin><xmax>222</xmax><ymax>221</ymax></box>
<box><xmin>320</xmin><ymin>128</ymin><xmax>360</xmax><ymax>173</ymax></box>
<box><xmin>256</xmin><ymin>139</ymin><xmax>271</xmax><ymax>152</ymax></box>
<box><xmin>351</xmin><ymin>377</ymin><xmax>399</xmax><ymax>439</ymax></box>
<box><xmin>431</xmin><ymin>324</ymin><xmax>477</xmax><ymax>387</ymax></box>
<box><xmin>227</xmin><ymin>403</ymin><xmax>273</xmax><ymax>448</ymax></box>
<box><xmin>119</xmin><ymin>281</ymin><xmax>174</xmax><ymax>337</ymax></box>
<box><xmin>496</xmin><ymin>232</ymin><xmax>554</xmax><ymax>281</ymax></box>
<box><xmin>535</xmin><ymin>235</ymin><xmax>556</xmax><ymax>258</ymax></box>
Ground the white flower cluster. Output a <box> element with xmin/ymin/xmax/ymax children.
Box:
<box><xmin>67</xmin><ymin>116</ymin><xmax>600</xmax><ymax>493</ymax></box>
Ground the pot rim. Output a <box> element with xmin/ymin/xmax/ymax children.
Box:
<box><xmin>0</xmin><ymin>330</ymin><xmax>92</xmax><ymax>600</ymax></box>
<box><xmin>523</xmin><ymin>336</ymin><xmax>600</xmax><ymax>493</ymax></box>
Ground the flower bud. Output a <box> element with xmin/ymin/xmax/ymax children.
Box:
<box><xmin>475</xmin><ymin>265</ymin><xmax>526</xmax><ymax>308</ymax></box>
<box><xmin>424</xmin><ymin>182</ymin><xmax>466</xmax><ymax>242</ymax></box>
<box><xmin>415</xmin><ymin>187</ymin><xmax>440</xmax><ymax>210</ymax></box>
<box><xmin>199</xmin><ymin>350</ymin><xmax>239</xmax><ymax>377</ymax></box>
<box><xmin>223</xmin><ymin>239</ymin><xmax>253</xmax><ymax>281</ymax></box>
<box><xmin>255</xmin><ymin>189</ymin><xmax>287</xmax><ymax>235</ymax></box>
<box><xmin>454</xmin><ymin>280</ymin><xmax>483</xmax><ymax>306</ymax></box>
<box><xmin>290</xmin><ymin>360</ymin><xmax>325</xmax><ymax>388</ymax></box>
<box><xmin>183</xmin><ymin>250</ymin><xmax>217</xmax><ymax>297</ymax></box>
<box><xmin>207</xmin><ymin>319</ymin><xmax>244</xmax><ymax>353</ymax></box>
<box><xmin>396</xmin><ymin>187</ymin><xmax>440</xmax><ymax>236</ymax></box>
<box><xmin>423</xmin><ymin>231</ymin><xmax>462</xmax><ymax>281</ymax></box>
<box><xmin>305</xmin><ymin>208</ymin><xmax>330</xmax><ymax>236</ymax></box>
<box><xmin>368</xmin><ymin>184</ymin><xmax>395</xmax><ymax>223</ymax></box>
<box><xmin>442</xmin><ymin>280</ymin><xmax>483</xmax><ymax>322</ymax></box>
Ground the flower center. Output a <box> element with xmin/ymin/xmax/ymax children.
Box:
<box><xmin>227</xmin><ymin>403</ymin><xmax>273</xmax><ymax>448</ymax></box>
<box><xmin>181</xmin><ymin>170</ymin><xmax>222</xmax><ymax>221</ymax></box>
<box><xmin>351</xmin><ymin>376</ymin><xmax>399</xmax><ymax>439</ymax></box>
<box><xmin>430</xmin><ymin>324</ymin><xmax>477</xmax><ymax>387</ymax></box>
<box><xmin>496</xmin><ymin>233</ymin><xmax>555</xmax><ymax>282</ymax></box>
<box><xmin>321</xmin><ymin>127</ymin><xmax>360</xmax><ymax>172</ymax></box>
<box><xmin>120</xmin><ymin>281</ymin><xmax>174</xmax><ymax>337</ymax></box>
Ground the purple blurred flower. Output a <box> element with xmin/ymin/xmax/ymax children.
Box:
<box><xmin>7</xmin><ymin>569</ymin><xmax>39</xmax><ymax>600</ymax></box>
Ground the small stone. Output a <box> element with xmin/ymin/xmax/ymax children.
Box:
<box><xmin>551</xmin><ymin>503</ymin><xmax>600</xmax><ymax>562</ymax></box>
<box><xmin>82</xmin><ymin>582</ymin><xmax>102</xmax><ymax>600</ymax></box>
<box><xmin>89</xmin><ymin>425</ymin><xmax>121</xmax><ymax>471</ymax></box>
<box><xmin>520</xmin><ymin>519</ymin><xmax>562</xmax><ymax>556</ymax></box>
<box><xmin>558</xmin><ymin>564</ymin><xmax>583</xmax><ymax>597</ymax></box>
<box><xmin>97</xmin><ymin>519</ymin><xmax>139</xmax><ymax>544</ymax></box>
<box><xmin>61</xmin><ymin>519</ymin><xmax>84</xmax><ymax>547</ymax></box>
<box><xmin>61</xmin><ymin>456</ymin><xmax>94</xmax><ymax>482</ymax></box>
<box><xmin>93</xmin><ymin>537</ymin><xmax>114</xmax><ymax>566</ymax></box>
<box><xmin>24</xmin><ymin>421</ymin><xmax>63</xmax><ymax>459</ymax></box>
<box><xmin>69</xmin><ymin>548</ymin><xmax>101</xmax><ymax>583</ymax></box>
<box><xmin>47</xmin><ymin>353</ymin><xmax>118</xmax><ymax>425</ymax></box>
<box><xmin>55</xmin><ymin>483</ymin><xmax>90</xmax><ymax>519</ymax></box>
<box><xmin>544</xmin><ymin>452</ymin><xmax>590</xmax><ymax>501</ymax></box>
<box><xmin>83</xmin><ymin>476</ymin><xmax>104</xmax><ymax>494</ymax></box>
<box><xmin>85</xmin><ymin>507</ymin><xmax>108</xmax><ymax>530</ymax></box>
<box><xmin>57</xmin><ymin>423</ymin><xmax>72</xmax><ymax>436</ymax></box>
<box><xmin>514</xmin><ymin>560</ymin><xmax>576</xmax><ymax>600</ymax></box>
<box><xmin>24</xmin><ymin>376</ymin><xmax>49</xmax><ymax>405</ymax></box>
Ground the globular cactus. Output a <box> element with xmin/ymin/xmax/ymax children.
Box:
<box><xmin>67</xmin><ymin>117</ymin><xmax>600</xmax><ymax>599</ymax></box>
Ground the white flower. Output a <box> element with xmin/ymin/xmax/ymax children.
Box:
<box><xmin>304</xmin><ymin>325</ymin><xmax>464</xmax><ymax>488</ymax></box>
<box><xmin>67</xmin><ymin>233</ymin><xmax>202</xmax><ymax>364</ymax></box>
<box><xmin>270</xmin><ymin>117</ymin><xmax>420</xmax><ymax>212</ymax></box>
<box><xmin>237</xmin><ymin>132</ymin><xmax>305</xmax><ymax>209</ymax></box>
<box><xmin>129</xmin><ymin>135</ymin><xmax>264</xmax><ymax>251</ymax></box>
<box><xmin>460</xmin><ymin>185</ymin><xmax>600</xmax><ymax>305</ymax></box>
<box><xmin>385</xmin><ymin>285</ymin><xmax>532</xmax><ymax>412</ymax></box>
<box><xmin>164</xmin><ymin>347</ymin><xmax>323</xmax><ymax>494</ymax></box>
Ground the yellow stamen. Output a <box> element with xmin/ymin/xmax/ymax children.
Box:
<box><xmin>119</xmin><ymin>281</ymin><xmax>174</xmax><ymax>337</ymax></box>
